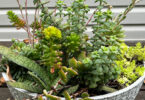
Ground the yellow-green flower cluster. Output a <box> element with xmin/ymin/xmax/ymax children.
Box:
<box><xmin>43</xmin><ymin>26</ymin><xmax>62</xmax><ymax>40</ymax></box>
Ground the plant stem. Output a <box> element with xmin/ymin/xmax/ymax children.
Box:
<box><xmin>115</xmin><ymin>0</ymin><xmax>140</xmax><ymax>26</ymax></box>
<box><xmin>49</xmin><ymin>72</ymin><xmax>68</xmax><ymax>95</ymax></box>
<box><xmin>16</xmin><ymin>0</ymin><xmax>25</xmax><ymax>19</ymax></box>
<box><xmin>71</xmin><ymin>88</ymin><xmax>88</xmax><ymax>98</ymax></box>
<box><xmin>49</xmin><ymin>79</ymin><xmax>61</xmax><ymax>94</ymax></box>
<box><xmin>85</xmin><ymin>8</ymin><xmax>97</xmax><ymax>26</ymax></box>
<box><xmin>25</xmin><ymin>0</ymin><xmax>32</xmax><ymax>44</ymax></box>
<box><xmin>32</xmin><ymin>4</ymin><xmax>38</xmax><ymax>48</ymax></box>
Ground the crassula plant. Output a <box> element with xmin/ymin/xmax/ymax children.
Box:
<box><xmin>0</xmin><ymin>0</ymin><xmax>144</xmax><ymax>100</ymax></box>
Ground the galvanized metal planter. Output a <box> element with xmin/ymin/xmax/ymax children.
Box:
<box><xmin>2</xmin><ymin>65</ymin><xmax>145</xmax><ymax>100</ymax></box>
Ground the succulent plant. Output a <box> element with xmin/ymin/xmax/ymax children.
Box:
<box><xmin>0</xmin><ymin>0</ymin><xmax>143</xmax><ymax>100</ymax></box>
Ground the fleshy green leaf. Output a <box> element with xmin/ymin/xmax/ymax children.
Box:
<box><xmin>63</xmin><ymin>90</ymin><xmax>71</xmax><ymax>100</ymax></box>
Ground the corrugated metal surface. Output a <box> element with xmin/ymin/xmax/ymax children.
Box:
<box><xmin>0</xmin><ymin>0</ymin><xmax>145</xmax><ymax>41</ymax></box>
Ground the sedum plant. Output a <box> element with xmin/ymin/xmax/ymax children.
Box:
<box><xmin>116</xmin><ymin>43</ymin><xmax>145</xmax><ymax>87</ymax></box>
<box><xmin>0</xmin><ymin>0</ymin><xmax>144</xmax><ymax>100</ymax></box>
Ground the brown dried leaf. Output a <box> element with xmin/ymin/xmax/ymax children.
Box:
<box><xmin>5</xmin><ymin>64</ymin><xmax>15</xmax><ymax>82</ymax></box>
<box><xmin>23</xmin><ymin>39</ymin><xmax>38</xmax><ymax>44</ymax></box>
<box><xmin>0</xmin><ymin>77</ymin><xmax>5</xmax><ymax>86</ymax></box>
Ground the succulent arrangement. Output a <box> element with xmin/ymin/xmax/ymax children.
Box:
<box><xmin>0</xmin><ymin>0</ymin><xmax>145</xmax><ymax>100</ymax></box>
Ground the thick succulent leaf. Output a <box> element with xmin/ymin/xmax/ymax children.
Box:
<box><xmin>0</xmin><ymin>46</ymin><xmax>50</xmax><ymax>89</ymax></box>
<box><xmin>43</xmin><ymin>90</ymin><xmax>61</xmax><ymax>100</ymax></box>
<box><xmin>8</xmin><ymin>81</ymin><xmax>43</xmax><ymax>93</ymax></box>
<box><xmin>63</xmin><ymin>91</ymin><xmax>71</xmax><ymax>100</ymax></box>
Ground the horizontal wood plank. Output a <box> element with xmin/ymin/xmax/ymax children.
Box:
<box><xmin>0</xmin><ymin>7</ymin><xmax>145</xmax><ymax>26</ymax></box>
<box><xmin>0</xmin><ymin>26</ymin><xmax>145</xmax><ymax>41</ymax></box>
<box><xmin>0</xmin><ymin>0</ymin><xmax>145</xmax><ymax>8</ymax></box>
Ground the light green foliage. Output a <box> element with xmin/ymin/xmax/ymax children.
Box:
<box><xmin>90</xmin><ymin>0</ymin><xmax>124</xmax><ymax>50</ymax></box>
<box><xmin>63</xmin><ymin>33</ymin><xmax>81</xmax><ymax>53</ymax></box>
<box><xmin>64</xmin><ymin>0</ymin><xmax>90</xmax><ymax>34</ymax></box>
<box><xmin>78</xmin><ymin>46</ymin><xmax>121</xmax><ymax>88</ymax></box>
<box><xmin>116</xmin><ymin>43</ymin><xmax>145</xmax><ymax>86</ymax></box>
<box><xmin>40</xmin><ymin>44</ymin><xmax>62</xmax><ymax>69</ymax></box>
<box><xmin>7</xmin><ymin>11</ymin><xmax>25</xmax><ymax>29</ymax></box>
<box><xmin>56</xmin><ymin>0</ymin><xmax>66</xmax><ymax>18</ymax></box>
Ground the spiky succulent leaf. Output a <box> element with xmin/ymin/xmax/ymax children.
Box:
<box><xmin>7</xmin><ymin>11</ymin><xmax>25</xmax><ymax>29</ymax></box>
<box><xmin>0</xmin><ymin>46</ymin><xmax>51</xmax><ymax>89</ymax></box>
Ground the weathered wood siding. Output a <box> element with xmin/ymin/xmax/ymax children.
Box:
<box><xmin>0</xmin><ymin>0</ymin><xmax>145</xmax><ymax>41</ymax></box>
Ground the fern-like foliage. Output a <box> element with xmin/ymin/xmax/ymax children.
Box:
<box><xmin>7</xmin><ymin>11</ymin><xmax>26</xmax><ymax>29</ymax></box>
<box><xmin>0</xmin><ymin>46</ymin><xmax>51</xmax><ymax>90</ymax></box>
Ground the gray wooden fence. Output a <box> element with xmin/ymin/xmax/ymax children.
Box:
<box><xmin>0</xmin><ymin>0</ymin><xmax>145</xmax><ymax>42</ymax></box>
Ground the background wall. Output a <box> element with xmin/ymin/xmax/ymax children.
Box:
<box><xmin>0</xmin><ymin>0</ymin><xmax>145</xmax><ymax>42</ymax></box>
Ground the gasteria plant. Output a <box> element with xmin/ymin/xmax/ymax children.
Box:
<box><xmin>0</xmin><ymin>0</ymin><xmax>144</xmax><ymax>100</ymax></box>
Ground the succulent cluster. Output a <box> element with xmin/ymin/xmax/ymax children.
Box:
<box><xmin>0</xmin><ymin>0</ymin><xmax>144</xmax><ymax>100</ymax></box>
<box><xmin>43</xmin><ymin>26</ymin><xmax>62</xmax><ymax>40</ymax></box>
<box><xmin>116</xmin><ymin>43</ymin><xmax>145</xmax><ymax>86</ymax></box>
<box><xmin>79</xmin><ymin>46</ymin><xmax>121</xmax><ymax>88</ymax></box>
<box><xmin>63</xmin><ymin>33</ymin><xmax>81</xmax><ymax>53</ymax></box>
